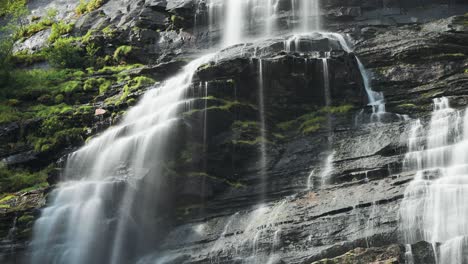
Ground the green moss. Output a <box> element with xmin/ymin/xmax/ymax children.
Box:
<box><xmin>96</xmin><ymin>64</ymin><xmax>143</xmax><ymax>74</ymax></box>
<box><xmin>398</xmin><ymin>103</ymin><xmax>417</xmax><ymax>109</ymax></box>
<box><xmin>232</xmin><ymin>137</ymin><xmax>267</xmax><ymax>146</ymax></box>
<box><xmin>102</xmin><ymin>26</ymin><xmax>116</xmax><ymax>38</ymax></box>
<box><xmin>76</xmin><ymin>0</ymin><xmax>105</xmax><ymax>15</ymax></box>
<box><xmin>84</xmin><ymin>77</ymin><xmax>108</xmax><ymax>91</ymax></box>
<box><xmin>320</xmin><ymin>104</ymin><xmax>353</xmax><ymax>114</ymax></box>
<box><xmin>199</xmin><ymin>63</ymin><xmax>214</xmax><ymax>71</ymax></box>
<box><xmin>17</xmin><ymin>214</ymin><xmax>34</xmax><ymax>224</ymax></box>
<box><xmin>30</xmin><ymin>127</ymin><xmax>85</xmax><ymax>153</ymax></box>
<box><xmin>126</xmin><ymin>76</ymin><xmax>154</xmax><ymax>91</ymax></box>
<box><xmin>113</xmin><ymin>45</ymin><xmax>133</xmax><ymax>62</ymax></box>
<box><xmin>0</xmin><ymin>195</ymin><xmax>15</xmax><ymax>203</ymax></box>
<box><xmin>277</xmin><ymin>120</ymin><xmax>297</xmax><ymax>131</ymax></box>
<box><xmin>232</xmin><ymin>120</ymin><xmax>259</xmax><ymax>129</ymax></box>
<box><xmin>18</xmin><ymin>182</ymin><xmax>48</xmax><ymax>193</ymax></box>
<box><xmin>29</xmin><ymin>103</ymin><xmax>73</xmax><ymax>118</ymax></box>
<box><xmin>301</xmin><ymin>123</ymin><xmax>321</xmax><ymax>134</ymax></box>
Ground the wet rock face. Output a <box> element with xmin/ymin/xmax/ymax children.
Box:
<box><xmin>148</xmin><ymin>15</ymin><xmax>466</xmax><ymax>264</ymax></box>
<box><xmin>355</xmin><ymin>15</ymin><xmax>468</xmax><ymax>117</ymax></box>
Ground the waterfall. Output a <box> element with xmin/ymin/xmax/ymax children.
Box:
<box><xmin>322</xmin><ymin>58</ymin><xmax>331</xmax><ymax>107</ymax></box>
<box><xmin>400</xmin><ymin>97</ymin><xmax>468</xmax><ymax>264</ymax></box>
<box><xmin>258</xmin><ymin>59</ymin><xmax>268</xmax><ymax>200</ymax></box>
<box><xmin>356</xmin><ymin>58</ymin><xmax>386</xmax><ymax>122</ymax></box>
<box><xmin>211</xmin><ymin>0</ymin><xmax>322</xmax><ymax>48</ymax></box>
<box><xmin>323</xmin><ymin>32</ymin><xmax>387</xmax><ymax>123</ymax></box>
<box><xmin>299</xmin><ymin>0</ymin><xmax>321</xmax><ymax>32</ymax></box>
<box><xmin>222</xmin><ymin>0</ymin><xmax>246</xmax><ymax>46</ymax></box>
<box><xmin>28</xmin><ymin>54</ymin><xmax>215</xmax><ymax>264</ymax></box>
<box><xmin>320</xmin><ymin>152</ymin><xmax>335</xmax><ymax>186</ymax></box>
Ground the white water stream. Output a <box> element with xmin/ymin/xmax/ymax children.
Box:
<box><xmin>29</xmin><ymin>55</ymin><xmax>215</xmax><ymax>264</ymax></box>
<box><xmin>400</xmin><ymin>97</ymin><xmax>468</xmax><ymax>264</ymax></box>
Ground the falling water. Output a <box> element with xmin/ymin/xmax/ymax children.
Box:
<box><xmin>299</xmin><ymin>0</ymin><xmax>321</xmax><ymax>32</ymax></box>
<box><xmin>258</xmin><ymin>59</ymin><xmax>268</xmax><ymax>200</ymax></box>
<box><xmin>322</xmin><ymin>58</ymin><xmax>331</xmax><ymax>107</ymax></box>
<box><xmin>214</xmin><ymin>0</ymin><xmax>322</xmax><ymax>48</ymax></box>
<box><xmin>400</xmin><ymin>97</ymin><xmax>468</xmax><ymax>264</ymax></box>
<box><xmin>28</xmin><ymin>54</ymin><xmax>215</xmax><ymax>264</ymax></box>
<box><xmin>405</xmin><ymin>244</ymin><xmax>415</xmax><ymax>264</ymax></box>
<box><xmin>357</xmin><ymin>59</ymin><xmax>386</xmax><ymax>122</ymax></box>
<box><xmin>222</xmin><ymin>0</ymin><xmax>246</xmax><ymax>46</ymax></box>
<box><xmin>306</xmin><ymin>169</ymin><xmax>315</xmax><ymax>190</ymax></box>
<box><xmin>320</xmin><ymin>152</ymin><xmax>335</xmax><ymax>186</ymax></box>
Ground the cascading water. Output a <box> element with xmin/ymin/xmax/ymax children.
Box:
<box><xmin>400</xmin><ymin>97</ymin><xmax>468</xmax><ymax>264</ymax></box>
<box><xmin>356</xmin><ymin>59</ymin><xmax>386</xmax><ymax>122</ymax></box>
<box><xmin>28</xmin><ymin>55</ymin><xmax>215</xmax><ymax>264</ymax></box>
<box><xmin>209</xmin><ymin>0</ymin><xmax>321</xmax><ymax>47</ymax></box>
<box><xmin>299</xmin><ymin>0</ymin><xmax>321</xmax><ymax>32</ymax></box>
<box><xmin>258</xmin><ymin>59</ymin><xmax>268</xmax><ymax>200</ymax></box>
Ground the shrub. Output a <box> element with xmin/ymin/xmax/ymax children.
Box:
<box><xmin>0</xmin><ymin>166</ymin><xmax>48</xmax><ymax>193</ymax></box>
<box><xmin>0</xmin><ymin>104</ymin><xmax>22</xmax><ymax>124</ymax></box>
<box><xmin>49</xmin><ymin>21</ymin><xmax>75</xmax><ymax>43</ymax></box>
<box><xmin>46</xmin><ymin>38</ymin><xmax>84</xmax><ymax>68</ymax></box>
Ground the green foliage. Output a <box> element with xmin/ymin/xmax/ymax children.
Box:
<box><xmin>83</xmin><ymin>77</ymin><xmax>110</xmax><ymax>92</ymax></box>
<box><xmin>0</xmin><ymin>166</ymin><xmax>48</xmax><ymax>193</ymax></box>
<box><xmin>48</xmin><ymin>21</ymin><xmax>75</xmax><ymax>43</ymax></box>
<box><xmin>102</xmin><ymin>26</ymin><xmax>116</xmax><ymax>38</ymax></box>
<box><xmin>29</xmin><ymin>103</ymin><xmax>73</xmax><ymax>118</ymax></box>
<box><xmin>6</xmin><ymin>68</ymin><xmax>71</xmax><ymax>95</ymax></box>
<box><xmin>11</xmin><ymin>50</ymin><xmax>46</xmax><ymax>65</ymax></box>
<box><xmin>0</xmin><ymin>0</ymin><xmax>25</xmax><ymax>17</ymax></box>
<box><xmin>113</xmin><ymin>45</ymin><xmax>133</xmax><ymax>62</ymax></box>
<box><xmin>0</xmin><ymin>0</ymin><xmax>27</xmax><ymax>87</ymax></box>
<box><xmin>30</xmin><ymin>128</ymin><xmax>84</xmax><ymax>153</ymax></box>
<box><xmin>127</xmin><ymin>76</ymin><xmax>154</xmax><ymax>91</ymax></box>
<box><xmin>15</xmin><ymin>9</ymin><xmax>57</xmax><ymax>40</ymax></box>
<box><xmin>15</xmin><ymin>19</ymin><xmax>52</xmax><ymax>39</ymax></box>
<box><xmin>76</xmin><ymin>0</ymin><xmax>105</xmax><ymax>15</ymax></box>
<box><xmin>46</xmin><ymin>38</ymin><xmax>84</xmax><ymax>68</ymax></box>
<box><xmin>320</xmin><ymin>104</ymin><xmax>353</xmax><ymax>114</ymax></box>
<box><xmin>17</xmin><ymin>214</ymin><xmax>34</xmax><ymax>224</ymax></box>
<box><xmin>0</xmin><ymin>104</ymin><xmax>22</xmax><ymax>124</ymax></box>
<box><xmin>85</xmin><ymin>43</ymin><xmax>100</xmax><ymax>66</ymax></box>
<box><xmin>75</xmin><ymin>0</ymin><xmax>88</xmax><ymax>15</ymax></box>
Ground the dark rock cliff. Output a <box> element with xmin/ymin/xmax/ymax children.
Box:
<box><xmin>0</xmin><ymin>0</ymin><xmax>467</xmax><ymax>263</ymax></box>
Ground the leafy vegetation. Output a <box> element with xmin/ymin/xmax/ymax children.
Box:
<box><xmin>46</xmin><ymin>38</ymin><xmax>85</xmax><ymax>68</ymax></box>
<box><xmin>0</xmin><ymin>166</ymin><xmax>49</xmax><ymax>193</ymax></box>
<box><xmin>0</xmin><ymin>0</ymin><xmax>27</xmax><ymax>86</ymax></box>
<box><xmin>48</xmin><ymin>21</ymin><xmax>75</xmax><ymax>43</ymax></box>
<box><xmin>76</xmin><ymin>0</ymin><xmax>106</xmax><ymax>15</ymax></box>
